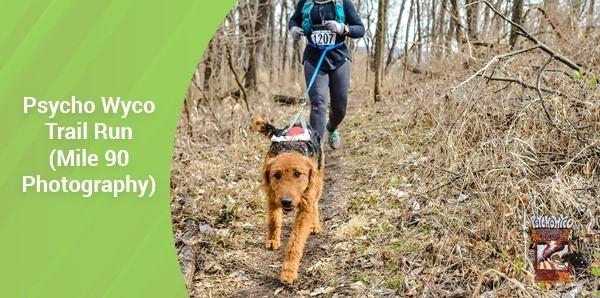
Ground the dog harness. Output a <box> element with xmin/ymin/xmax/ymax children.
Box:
<box><xmin>267</xmin><ymin>128</ymin><xmax>323</xmax><ymax>170</ymax></box>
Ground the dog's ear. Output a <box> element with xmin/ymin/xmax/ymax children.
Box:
<box><xmin>303</xmin><ymin>159</ymin><xmax>318</xmax><ymax>195</ymax></box>
<box><xmin>261</xmin><ymin>160</ymin><xmax>272</xmax><ymax>192</ymax></box>
<box><xmin>252</xmin><ymin>116</ymin><xmax>279</xmax><ymax>139</ymax></box>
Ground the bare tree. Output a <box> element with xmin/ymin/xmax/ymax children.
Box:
<box><xmin>430</xmin><ymin>0</ymin><xmax>437</xmax><ymax>55</ymax></box>
<box><xmin>385</xmin><ymin>0</ymin><xmax>408</xmax><ymax>71</ymax></box>
<box><xmin>449</xmin><ymin>0</ymin><xmax>463</xmax><ymax>46</ymax></box>
<box><xmin>403</xmin><ymin>0</ymin><xmax>414</xmax><ymax>79</ymax></box>
<box><xmin>510</xmin><ymin>0</ymin><xmax>524</xmax><ymax>47</ymax></box>
<box><xmin>466</xmin><ymin>0</ymin><xmax>480</xmax><ymax>40</ymax></box>
<box><xmin>437</xmin><ymin>0</ymin><xmax>448</xmax><ymax>56</ymax></box>
<box><xmin>246</xmin><ymin>0</ymin><xmax>270</xmax><ymax>90</ymax></box>
<box><xmin>586</xmin><ymin>0</ymin><xmax>596</xmax><ymax>34</ymax></box>
<box><xmin>374</xmin><ymin>0</ymin><xmax>389</xmax><ymax>102</ymax></box>
<box><xmin>363</xmin><ymin>0</ymin><xmax>376</xmax><ymax>77</ymax></box>
<box><xmin>203</xmin><ymin>38</ymin><xmax>216</xmax><ymax>92</ymax></box>
<box><xmin>415</xmin><ymin>0</ymin><xmax>422</xmax><ymax>64</ymax></box>
<box><xmin>280</xmin><ymin>0</ymin><xmax>290</xmax><ymax>73</ymax></box>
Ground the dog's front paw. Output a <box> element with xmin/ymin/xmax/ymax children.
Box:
<box><xmin>280</xmin><ymin>270</ymin><xmax>298</xmax><ymax>284</ymax></box>
<box><xmin>266</xmin><ymin>239</ymin><xmax>281</xmax><ymax>250</ymax></box>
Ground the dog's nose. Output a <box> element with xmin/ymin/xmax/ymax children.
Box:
<box><xmin>281</xmin><ymin>197</ymin><xmax>293</xmax><ymax>208</ymax></box>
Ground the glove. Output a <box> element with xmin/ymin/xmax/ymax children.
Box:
<box><xmin>290</xmin><ymin>26</ymin><xmax>304</xmax><ymax>40</ymax></box>
<box><xmin>324</xmin><ymin>20</ymin><xmax>345</xmax><ymax>35</ymax></box>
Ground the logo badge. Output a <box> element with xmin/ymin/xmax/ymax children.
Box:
<box><xmin>529</xmin><ymin>215</ymin><xmax>575</xmax><ymax>282</ymax></box>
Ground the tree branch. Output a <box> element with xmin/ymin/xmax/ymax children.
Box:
<box><xmin>447</xmin><ymin>45</ymin><xmax>540</xmax><ymax>93</ymax></box>
<box><xmin>480</xmin><ymin>0</ymin><xmax>583</xmax><ymax>72</ymax></box>
<box><xmin>225</xmin><ymin>44</ymin><xmax>250</xmax><ymax>112</ymax></box>
<box><xmin>480</xmin><ymin>75</ymin><xmax>563</xmax><ymax>96</ymax></box>
<box><xmin>536</xmin><ymin>56</ymin><xmax>560</xmax><ymax>129</ymax></box>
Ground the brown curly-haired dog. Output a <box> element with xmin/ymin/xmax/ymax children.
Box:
<box><xmin>252</xmin><ymin>116</ymin><xmax>324</xmax><ymax>284</ymax></box>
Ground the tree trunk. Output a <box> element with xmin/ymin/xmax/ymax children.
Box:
<box><xmin>586</xmin><ymin>0</ymin><xmax>595</xmax><ymax>34</ymax></box>
<box><xmin>416</xmin><ymin>0</ymin><xmax>422</xmax><ymax>64</ymax></box>
<box><xmin>385</xmin><ymin>0</ymin><xmax>408</xmax><ymax>71</ymax></box>
<box><xmin>437</xmin><ymin>0</ymin><xmax>447</xmax><ymax>56</ymax></box>
<box><xmin>349</xmin><ymin>0</ymin><xmax>363</xmax><ymax>53</ymax></box>
<box><xmin>509</xmin><ymin>0</ymin><xmax>524</xmax><ymax>48</ymax></box>
<box><xmin>445</xmin><ymin>0</ymin><xmax>454</xmax><ymax>54</ymax></box>
<box><xmin>373</xmin><ymin>0</ymin><xmax>388</xmax><ymax>102</ymax></box>
<box><xmin>281</xmin><ymin>0</ymin><xmax>290</xmax><ymax>74</ymax></box>
<box><xmin>245</xmin><ymin>0</ymin><xmax>270</xmax><ymax>90</ymax></box>
<box><xmin>449</xmin><ymin>0</ymin><xmax>462</xmax><ymax>46</ymax></box>
<box><xmin>266</xmin><ymin>0</ymin><xmax>275</xmax><ymax>82</ymax></box>
<box><xmin>403</xmin><ymin>0</ymin><xmax>414</xmax><ymax>80</ymax></box>
<box><xmin>491</xmin><ymin>0</ymin><xmax>505</xmax><ymax>39</ymax></box>
<box><xmin>430</xmin><ymin>0</ymin><xmax>437</xmax><ymax>56</ymax></box>
<box><xmin>203</xmin><ymin>38</ymin><xmax>215</xmax><ymax>91</ymax></box>
<box><xmin>466</xmin><ymin>0</ymin><xmax>479</xmax><ymax>40</ymax></box>
<box><xmin>481</xmin><ymin>0</ymin><xmax>492</xmax><ymax>39</ymax></box>
<box><xmin>365</xmin><ymin>0</ymin><xmax>375</xmax><ymax>73</ymax></box>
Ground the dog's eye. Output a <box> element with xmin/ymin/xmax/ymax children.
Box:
<box><xmin>293</xmin><ymin>171</ymin><xmax>302</xmax><ymax>178</ymax></box>
<box><xmin>274</xmin><ymin>172</ymin><xmax>282</xmax><ymax>179</ymax></box>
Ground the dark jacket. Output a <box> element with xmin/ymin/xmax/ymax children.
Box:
<box><xmin>289</xmin><ymin>0</ymin><xmax>365</xmax><ymax>71</ymax></box>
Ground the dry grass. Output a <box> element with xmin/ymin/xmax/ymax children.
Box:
<box><xmin>171</xmin><ymin>35</ymin><xmax>600</xmax><ymax>297</ymax></box>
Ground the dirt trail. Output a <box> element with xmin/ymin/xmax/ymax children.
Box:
<box><xmin>231</xmin><ymin>148</ymin><xmax>348</xmax><ymax>297</ymax></box>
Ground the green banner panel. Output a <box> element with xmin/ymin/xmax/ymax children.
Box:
<box><xmin>0</xmin><ymin>1</ymin><xmax>236</xmax><ymax>297</ymax></box>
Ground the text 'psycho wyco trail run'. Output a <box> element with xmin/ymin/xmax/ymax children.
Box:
<box><xmin>21</xmin><ymin>96</ymin><xmax>158</xmax><ymax>199</ymax></box>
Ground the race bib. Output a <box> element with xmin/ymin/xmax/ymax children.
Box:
<box><xmin>311</xmin><ymin>30</ymin><xmax>336</xmax><ymax>46</ymax></box>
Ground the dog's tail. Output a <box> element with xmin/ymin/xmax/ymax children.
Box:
<box><xmin>252</xmin><ymin>116</ymin><xmax>282</xmax><ymax>139</ymax></box>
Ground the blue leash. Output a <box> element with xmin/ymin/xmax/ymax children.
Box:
<box><xmin>286</xmin><ymin>42</ymin><xmax>344</xmax><ymax>133</ymax></box>
<box><xmin>300</xmin><ymin>42</ymin><xmax>344</xmax><ymax>107</ymax></box>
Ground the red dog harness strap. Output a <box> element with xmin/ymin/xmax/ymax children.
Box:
<box><xmin>270</xmin><ymin>111</ymin><xmax>311</xmax><ymax>142</ymax></box>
